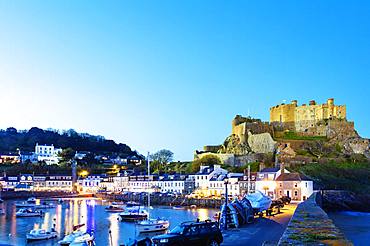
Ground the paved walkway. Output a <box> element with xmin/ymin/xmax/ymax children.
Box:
<box><xmin>222</xmin><ymin>204</ymin><xmax>297</xmax><ymax>246</ymax></box>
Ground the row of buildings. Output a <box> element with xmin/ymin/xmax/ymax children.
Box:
<box><xmin>0</xmin><ymin>144</ymin><xmax>63</xmax><ymax>165</ymax></box>
<box><xmin>0</xmin><ymin>143</ymin><xmax>143</xmax><ymax>166</ymax></box>
<box><xmin>0</xmin><ymin>164</ymin><xmax>313</xmax><ymax>202</ymax></box>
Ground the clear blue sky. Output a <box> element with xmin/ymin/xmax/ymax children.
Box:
<box><xmin>0</xmin><ymin>1</ymin><xmax>369</xmax><ymax>160</ymax></box>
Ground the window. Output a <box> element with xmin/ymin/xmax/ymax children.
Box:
<box><xmin>305</xmin><ymin>182</ymin><xmax>308</xmax><ymax>188</ymax></box>
<box><xmin>279</xmin><ymin>183</ymin><xmax>282</xmax><ymax>187</ymax></box>
<box><xmin>294</xmin><ymin>190</ymin><xmax>298</xmax><ymax>196</ymax></box>
<box><xmin>294</xmin><ymin>183</ymin><xmax>298</xmax><ymax>188</ymax></box>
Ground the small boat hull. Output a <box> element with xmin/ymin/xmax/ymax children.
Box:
<box><xmin>137</xmin><ymin>219</ymin><xmax>169</xmax><ymax>233</ymax></box>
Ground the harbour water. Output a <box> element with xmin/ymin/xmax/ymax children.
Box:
<box><xmin>0</xmin><ymin>198</ymin><xmax>218</xmax><ymax>246</ymax></box>
<box><xmin>328</xmin><ymin>211</ymin><xmax>370</xmax><ymax>246</ymax></box>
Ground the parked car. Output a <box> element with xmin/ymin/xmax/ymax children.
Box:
<box><xmin>279</xmin><ymin>196</ymin><xmax>292</xmax><ymax>205</ymax></box>
<box><xmin>152</xmin><ymin>220</ymin><xmax>223</xmax><ymax>246</ymax></box>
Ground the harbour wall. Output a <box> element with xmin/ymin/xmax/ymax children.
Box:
<box><xmin>95</xmin><ymin>193</ymin><xmax>222</xmax><ymax>208</ymax></box>
<box><xmin>278</xmin><ymin>192</ymin><xmax>352</xmax><ymax>245</ymax></box>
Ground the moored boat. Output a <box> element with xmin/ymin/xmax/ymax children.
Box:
<box><xmin>137</xmin><ymin>218</ymin><xmax>170</xmax><ymax>233</ymax></box>
<box><xmin>68</xmin><ymin>232</ymin><xmax>95</xmax><ymax>246</ymax></box>
<box><xmin>172</xmin><ymin>205</ymin><xmax>185</xmax><ymax>210</ymax></box>
<box><xmin>0</xmin><ymin>208</ymin><xmax>5</xmax><ymax>215</ymax></box>
<box><xmin>119</xmin><ymin>209</ymin><xmax>148</xmax><ymax>221</ymax></box>
<box><xmin>16</xmin><ymin>208</ymin><xmax>43</xmax><ymax>217</ymax></box>
<box><xmin>26</xmin><ymin>228</ymin><xmax>57</xmax><ymax>241</ymax></box>
<box><xmin>58</xmin><ymin>230</ymin><xmax>86</xmax><ymax>245</ymax></box>
<box><xmin>15</xmin><ymin>197</ymin><xmax>37</xmax><ymax>208</ymax></box>
<box><xmin>105</xmin><ymin>205</ymin><xmax>125</xmax><ymax>212</ymax></box>
<box><xmin>36</xmin><ymin>202</ymin><xmax>56</xmax><ymax>209</ymax></box>
<box><xmin>135</xmin><ymin>153</ymin><xmax>170</xmax><ymax>233</ymax></box>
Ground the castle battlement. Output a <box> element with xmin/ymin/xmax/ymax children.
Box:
<box><xmin>270</xmin><ymin>98</ymin><xmax>347</xmax><ymax>133</ymax></box>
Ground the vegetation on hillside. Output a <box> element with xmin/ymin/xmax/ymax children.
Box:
<box><xmin>0</xmin><ymin>127</ymin><xmax>138</xmax><ymax>156</ymax></box>
<box><xmin>276</xmin><ymin>131</ymin><xmax>327</xmax><ymax>141</ymax></box>
<box><xmin>293</xmin><ymin>162</ymin><xmax>370</xmax><ymax>193</ymax></box>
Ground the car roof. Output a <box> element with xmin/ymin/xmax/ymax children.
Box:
<box><xmin>180</xmin><ymin>220</ymin><xmax>217</xmax><ymax>226</ymax></box>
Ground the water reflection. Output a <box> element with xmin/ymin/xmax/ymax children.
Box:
<box><xmin>0</xmin><ymin>198</ymin><xmax>218</xmax><ymax>246</ymax></box>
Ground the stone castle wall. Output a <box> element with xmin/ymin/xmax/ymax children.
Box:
<box><xmin>270</xmin><ymin>98</ymin><xmax>347</xmax><ymax>134</ymax></box>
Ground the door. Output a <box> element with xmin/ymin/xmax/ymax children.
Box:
<box><xmin>286</xmin><ymin>190</ymin><xmax>290</xmax><ymax>197</ymax></box>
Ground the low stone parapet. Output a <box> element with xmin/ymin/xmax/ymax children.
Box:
<box><xmin>278</xmin><ymin>192</ymin><xmax>352</xmax><ymax>245</ymax></box>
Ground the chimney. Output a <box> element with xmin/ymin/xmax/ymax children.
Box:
<box><xmin>280</xmin><ymin>162</ymin><xmax>285</xmax><ymax>174</ymax></box>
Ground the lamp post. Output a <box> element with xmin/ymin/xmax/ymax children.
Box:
<box><xmin>223</xmin><ymin>177</ymin><xmax>229</xmax><ymax>230</ymax></box>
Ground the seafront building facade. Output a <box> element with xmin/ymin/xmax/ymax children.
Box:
<box><xmin>1</xmin><ymin>164</ymin><xmax>313</xmax><ymax>201</ymax></box>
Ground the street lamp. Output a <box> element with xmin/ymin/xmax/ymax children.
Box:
<box><xmin>223</xmin><ymin>177</ymin><xmax>229</xmax><ymax>230</ymax></box>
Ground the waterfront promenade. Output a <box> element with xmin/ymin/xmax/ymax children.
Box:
<box><xmin>223</xmin><ymin>204</ymin><xmax>297</xmax><ymax>245</ymax></box>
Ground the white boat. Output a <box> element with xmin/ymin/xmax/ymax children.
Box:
<box><xmin>26</xmin><ymin>228</ymin><xmax>57</xmax><ymax>241</ymax></box>
<box><xmin>36</xmin><ymin>202</ymin><xmax>56</xmax><ymax>209</ymax></box>
<box><xmin>137</xmin><ymin>218</ymin><xmax>170</xmax><ymax>233</ymax></box>
<box><xmin>0</xmin><ymin>208</ymin><xmax>4</xmax><ymax>215</ymax></box>
<box><xmin>136</xmin><ymin>153</ymin><xmax>170</xmax><ymax>233</ymax></box>
<box><xmin>58</xmin><ymin>230</ymin><xmax>86</xmax><ymax>245</ymax></box>
<box><xmin>27</xmin><ymin>197</ymin><xmax>37</xmax><ymax>204</ymax></box>
<box><xmin>245</xmin><ymin>191</ymin><xmax>272</xmax><ymax>213</ymax></box>
<box><xmin>15</xmin><ymin>197</ymin><xmax>37</xmax><ymax>208</ymax></box>
<box><xmin>0</xmin><ymin>198</ymin><xmax>4</xmax><ymax>203</ymax></box>
<box><xmin>105</xmin><ymin>205</ymin><xmax>125</xmax><ymax>212</ymax></box>
<box><xmin>69</xmin><ymin>232</ymin><xmax>94</xmax><ymax>246</ymax></box>
<box><xmin>16</xmin><ymin>208</ymin><xmax>43</xmax><ymax>217</ymax></box>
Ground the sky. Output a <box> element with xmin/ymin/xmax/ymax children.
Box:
<box><xmin>0</xmin><ymin>1</ymin><xmax>369</xmax><ymax>160</ymax></box>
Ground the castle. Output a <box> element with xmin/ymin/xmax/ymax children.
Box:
<box><xmin>270</xmin><ymin>98</ymin><xmax>346</xmax><ymax>134</ymax></box>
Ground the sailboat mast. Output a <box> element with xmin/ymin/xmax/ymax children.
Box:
<box><xmin>247</xmin><ymin>164</ymin><xmax>251</xmax><ymax>195</ymax></box>
<box><xmin>147</xmin><ymin>152</ymin><xmax>150</xmax><ymax>213</ymax></box>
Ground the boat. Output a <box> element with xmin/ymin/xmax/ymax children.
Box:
<box><xmin>16</xmin><ymin>208</ymin><xmax>43</xmax><ymax>217</ymax></box>
<box><xmin>58</xmin><ymin>230</ymin><xmax>86</xmax><ymax>245</ymax></box>
<box><xmin>26</xmin><ymin>228</ymin><xmax>57</xmax><ymax>241</ymax></box>
<box><xmin>105</xmin><ymin>205</ymin><xmax>125</xmax><ymax>212</ymax></box>
<box><xmin>36</xmin><ymin>202</ymin><xmax>56</xmax><ymax>209</ymax></box>
<box><xmin>136</xmin><ymin>153</ymin><xmax>170</xmax><ymax>233</ymax></box>
<box><xmin>68</xmin><ymin>232</ymin><xmax>95</xmax><ymax>246</ymax></box>
<box><xmin>119</xmin><ymin>208</ymin><xmax>148</xmax><ymax>221</ymax></box>
<box><xmin>245</xmin><ymin>191</ymin><xmax>272</xmax><ymax>214</ymax></box>
<box><xmin>137</xmin><ymin>218</ymin><xmax>169</xmax><ymax>233</ymax></box>
<box><xmin>0</xmin><ymin>198</ymin><xmax>3</xmax><ymax>204</ymax></box>
<box><xmin>111</xmin><ymin>201</ymin><xmax>125</xmax><ymax>205</ymax></box>
<box><xmin>172</xmin><ymin>205</ymin><xmax>185</xmax><ymax>210</ymax></box>
<box><xmin>0</xmin><ymin>208</ymin><xmax>5</xmax><ymax>215</ymax></box>
<box><xmin>15</xmin><ymin>197</ymin><xmax>37</xmax><ymax>208</ymax></box>
<box><xmin>27</xmin><ymin>197</ymin><xmax>37</xmax><ymax>204</ymax></box>
<box><xmin>125</xmin><ymin>201</ymin><xmax>141</xmax><ymax>209</ymax></box>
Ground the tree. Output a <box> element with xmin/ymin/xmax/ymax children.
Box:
<box><xmin>150</xmin><ymin>149</ymin><xmax>174</xmax><ymax>165</ymax></box>
<box><xmin>191</xmin><ymin>155</ymin><xmax>221</xmax><ymax>173</ymax></box>
<box><xmin>59</xmin><ymin>148</ymin><xmax>75</xmax><ymax>164</ymax></box>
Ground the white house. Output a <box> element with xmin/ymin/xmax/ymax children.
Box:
<box><xmin>208</xmin><ymin>173</ymin><xmax>242</xmax><ymax>198</ymax></box>
<box><xmin>156</xmin><ymin>175</ymin><xmax>186</xmax><ymax>194</ymax></box>
<box><xmin>190</xmin><ymin>165</ymin><xmax>228</xmax><ymax>190</ymax></box>
<box><xmin>35</xmin><ymin>143</ymin><xmax>63</xmax><ymax>165</ymax></box>
<box><xmin>255</xmin><ymin>167</ymin><xmax>290</xmax><ymax>199</ymax></box>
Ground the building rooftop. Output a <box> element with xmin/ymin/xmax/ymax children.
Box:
<box><xmin>275</xmin><ymin>173</ymin><xmax>311</xmax><ymax>181</ymax></box>
<box><xmin>260</xmin><ymin>167</ymin><xmax>280</xmax><ymax>173</ymax></box>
